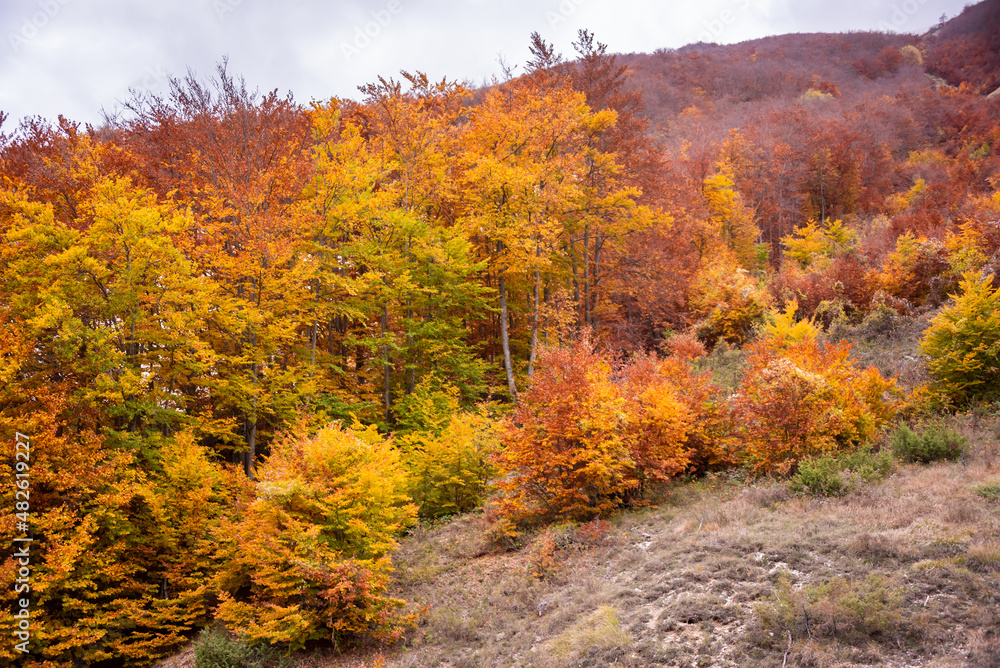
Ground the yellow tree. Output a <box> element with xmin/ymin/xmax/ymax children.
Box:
<box><xmin>459</xmin><ymin>72</ymin><xmax>635</xmax><ymax>398</ymax></box>
<box><xmin>701</xmin><ymin>160</ymin><xmax>762</xmax><ymax>271</ymax></box>
<box><xmin>130</xmin><ymin>62</ymin><xmax>317</xmax><ymax>476</ymax></box>
<box><xmin>214</xmin><ymin>423</ymin><xmax>416</xmax><ymax>649</ymax></box>
<box><xmin>0</xmin><ymin>134</ymin><xmax>227</xmax><ymax>665</ymax></box>
<box><xmin>303</xmin><ymin>81</ymin><xmax>491</xmax><ymax>426</ymax></box>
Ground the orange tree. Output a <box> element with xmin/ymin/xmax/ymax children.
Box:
<box><xmin>494</xmin><ymin>336</ymin><xmax>695</xmax><ymax>531</ymax></box>
<box><xmin>657</xmin><ymin>337</ymin><xmax>737</xmax><ymax>474</ymax></box>
<box><xmin>618</xmin><ymin>354</ymin><xmax>692</xmax><ymax>497</ymax></box>
<box><xmin>732</xmin><ymin>332</ymin><xmax>898</xmax><ymax>474</ymax></box>
<box><xmin>493</xmin><ymin>338</ymin><xmax>633</xmax><ymax>530</ymax></box>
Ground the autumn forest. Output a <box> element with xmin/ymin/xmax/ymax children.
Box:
<box><xmin>2</xmin><ymin>1</ymin><xmax>1000</xmax><ymax>665</ymax></box>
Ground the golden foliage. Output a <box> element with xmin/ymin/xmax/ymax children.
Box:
<box><xmin>733</xmin><ymin>336</ymin><xmax>899</xmax><ymax>474</ymax></box>
<box><xmin>214</xmin><ymin>423</ymin><xmax>417</xmax><ymax>649</ymax></box>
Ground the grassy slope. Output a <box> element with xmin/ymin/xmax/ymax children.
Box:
<box><xmin>384</xmin><ymin>441</ymin><xmax>1000</xmax><ymax>667</ymax></box>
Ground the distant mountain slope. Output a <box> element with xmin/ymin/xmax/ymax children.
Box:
<box><xmin>619</xmin><ymin>31</ymin><xmax>918</xmax><ymax>128</ymax></box>
<box><xmin>610</xmin><ymin>0</ymin><xmax>999</xmax><ymax>135</ymax></box>
<box><xmin>924</xmin><ymin>0</ymin><xmax>1000</xmax><ymax>92</ymax></box>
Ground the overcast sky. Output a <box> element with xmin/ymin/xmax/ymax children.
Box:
<box><xmin>0</xmin><ymin>0</ymin><xmax>973</xmax><ymax>128</ymax></box>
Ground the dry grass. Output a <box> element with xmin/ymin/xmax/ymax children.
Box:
<box><xmin>541</xmin><ymin>606</ymin><xmax>632</xmax><ymax>666</ymax></box>
<box><xmin>152</xmin><ymin>645</ymin><xmax>194</xmax><ymax>668</ymax></box>
<box><xmin>358</xmin><ymin>414</ymin><xmax>1000</xmax><ymax>668</ymax></box>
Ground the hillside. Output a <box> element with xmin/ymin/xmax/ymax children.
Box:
<box><xmin>145</xmin><ymin>312</ymin><xmax>1000</xmax><ymax>668</ymax></box>
<box><xmin>386</xmin><ymin>429</ymin><xmax>1000</xmax><ymax>667</ymax></box>
<box><xmin>156</xmin><ymin>312</ymin><xmax>1000</xmax><ymax>668</ymax></box>
<box><xmin>3</xmin><ymin>2</ymin><xmax>1000</xmax><ymax>667</ymax></box>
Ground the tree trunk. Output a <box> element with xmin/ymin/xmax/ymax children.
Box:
<box><xmin>245</xmin><ymin>411</ymin><xmax>257</xmax><ymax>480</ymax></box>
<box><xmin>592</xmin><ymin>233</ymin><xmax>603</xmax><ymax>329</ymax></box>
<box><xmin>499</xmin><ymin>273</ymin><xmax>517</xmax><ymax>401</ymax></box>
<box><xmin>406</xmin><ymin>234</ymin><xmax>415</xmax><ymax>394</ymax></box>
<box><xmin>583</xmin><ymin>224</ymin><xmax>591</xmax><ymax>327</ymax></box>
<box><xmin>570</xmin><ymin>240</ymin><xmax>580</xmax><ymax>321</ymax></box>
<box><xmin>309</xmin><ymin>321</ymin><xmax>317</xmax><ymax>366</ymax></box>
<box><xmin>382</xmin><ymin>304</ymin><xmax>391</xmax><ymax>423</ymax></box>
<box><xmin>528</xmin><ymin>266</ymin><xmax>540</xmax><ymax>377</ymax></box>
<box><xmin>406</xmin><ymin>294</ymin><xmax>415</xmax><ymax>395</ymax></box>
<box><xmin>245</xmin><ymin>361</ymin><xmax>258</xmax><ymax>480</ymax></box>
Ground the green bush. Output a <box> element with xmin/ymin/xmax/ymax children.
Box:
<box><xmin>193</xmin><ymin>628</ymin><xmax>287</xmax><ymax>668</ymax></box>
<box><xmin>790</xmin><ymin>445</ymin><xmax>893</xmax><ymax>496</ymax></box>
<box><xmin>973</xmin><ymin>483</ymin><xmax>1000</xmax><ymax>502</ymax></box>
<box><xmin>890</xmin><ymin>423</ymin><xmax>965</xmax><ymax>463</ymax></box>
<box><xmin>839</xmin><ymin>446</ymin><xmax>895</xmax><ymax>482</ymax></box>
<box><xmin>792</xmin><ymin>454</ymin><xmax>848</xmax><ymax>496</ymax></box>
<box><xmin>921</xmin><ymin>272</ymin><xmax>1000</xmax><ymax>406</ymax></box>
<box><xmin>754</xmin><ymin>574</ymin><xmax>904</xmax><ymax>645</ymax></box>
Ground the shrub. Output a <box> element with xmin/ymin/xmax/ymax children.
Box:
<box><xmin>838</xmin><ymin>445</ymin><xmax>895</xmax><ymax>482</ymax></box>
<box><xmin>755</xmin><ymin>574</ymin><xmax>904</xmax><ymax>645</ymax></box>
<box><xmin>656</xmin><ymin>355</ymin><xmax>736</xmax><ymax>473</ymax></box>
<box><xmin>760</xmin><ymin>299</ymin><xmax>821</xmax><ymax>349</ymax></box>
<box><xmin>973</xmin><ymin>482</ymin><xmax>1000</xmax><ymax>501</ymax></box>
<box><xmin>733</xmin><ymin>337</ymin><xmax>899</xmax><ymax>474</ymax></box>
<box><xmin>691</xmin><ymin>263</ymin><xmax>770</xmax><ymax>347</ymax></box>
<box><xmin>391</xmin><ymin>380</ymin><xmax>496</xmax><ymax>520</ymax></box>
<box><xmin>494</xmin><ymin>338</ymin><xmax>697</xmax><ymax>532</ymax></box>
<box><xmin>921</xmin><ymin>272</ymin><xmax>1000</xmax><ymax>405</ymax></box>
<box><xmin>791</xmin><ymin>445</ymin><xmax>894</xmax><ymax>496</ymax></box>
<box><xmin>527</xmin><ymin>527</ymin><xmax>564</xmax><ymax>581</ymax></box>
<box><xmin>944</xmin><ymin>221</ymin><xmax>987</xmax><ymax>275</ymax></box>
<box><xmin>770</xmin><ymin>254</ymin><xmax>874</xmax><ymax>325</ymax></box>
<box><xmin>791</xmin><ymin>453</ymin><xmax>848</xmax><ymax>496</ymax></box>
<box><xmin>900</xmin><ymin>44</ymin><xmax>923</xmax><ymax>67</ymax></box>
<box><xmin>494</xmin><ymin>338</ymin><xmax>640</xmax><ymax>530</ymax></box>
<box><xmin>890</xmin><ymin>423</ymin><xmax>966</xmax><ymax>463</ymax></box>
<box><xmin>619</xmin><ymin>355</ymin><xmax>694</xmax><ymax>496</ymax></box>
<box><xmin>193</xmin><ymin>627</ymin><xmax>287</xmax><ymax>668</ymax></box>
<box><xmin>782</xmin><ymin>219</ymin><xmax>856</xmax><ymax>269</ymax></box>
<box><xmin>399</xmin><ymin>409</ymin><xmax>496</xmax><ymax>520</ymax></box>
<box><xmin>213</xmin><ymin>423</ymin><xmax>417</xmax><ymax>650</ymax></box>
<box><xmin>799</xmin><ymin>88</ymin><xmax>834</xmax><ymax>103</ymax></box>
<box><xmin>875</xmin><ymin>232</ymin><xmax>952</xmax><ymax>308</ymax></box>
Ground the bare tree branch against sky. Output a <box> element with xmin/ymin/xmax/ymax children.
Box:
<box><xmin>0</xmin><ymin>0</ymin><xmax>970</xmax><ymax>126</ymax></box>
